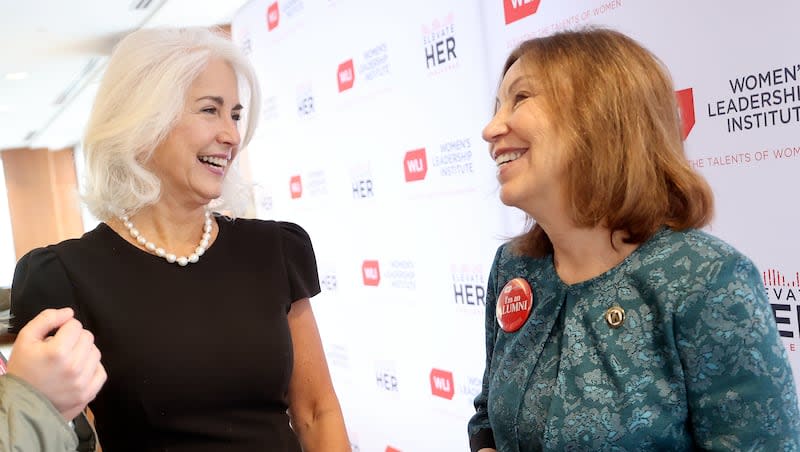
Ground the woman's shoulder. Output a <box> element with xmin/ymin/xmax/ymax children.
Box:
<box><xmin>645</xmin><ymin>228</ymin><xmax>759</xmax><ymax>290</ymax></box>
<box><xmin>19</xmin><ymin>224</ymin><xmax>110</xmax><ymax>265</ymax></box>
<box><xmin>495</xmin><ymin>240</ymin><xmax>550</xmax><ymax>266</ymax></box>
<box><xmin>489</xmin><ymin>240</ymin><xmax>552</xmax><ymax>287</ymax></box>
<box><xmin>657</xmin><ymin>227</ymin><xmax>747</xmax><ymax>263</ymax></box>
<box><xmin>10</xmin><ymin>230</ymin><xmax>110</xmax><ymax>334</ymax></box>
<box><xmin>217</xmin><ymin>216</ymin><xmax>314</xmax><ymax>255</ymax></box>
<box><xmin>217</xmin><ymin>216</ymin><xmax>309</xmax><ymax>238</ymax></box>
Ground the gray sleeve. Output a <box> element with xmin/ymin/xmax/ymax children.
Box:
<box><xmin>0</xmin><ymin>374</ymin><xmax>79</xmax><ymax>451</ymax></box>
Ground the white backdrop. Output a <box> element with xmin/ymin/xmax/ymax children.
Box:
<box><xmin>232</xmin><ymin>1</ymin><xmax>800</xmax><ymax>450</ymax></box>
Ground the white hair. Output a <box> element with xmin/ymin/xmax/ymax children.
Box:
<box><xmin>82</xmin><ymin>26</ymin><xmax>261</xmax><ymax>220</ymax></box>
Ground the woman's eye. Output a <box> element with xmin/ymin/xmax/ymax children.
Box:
<box><xmin>513</xmin><ymin>93</ymin><xmax>530</xmax><ymax>106</ymax></box>
<box><xmin>232</xmin><ymin>113</ymin><xmax>241</xmax><ymax>122</ymax></box>
<box><xmin>202</xmin><ymin>107</ymin><xmax>218</xmax><ymax>114</ymax></box>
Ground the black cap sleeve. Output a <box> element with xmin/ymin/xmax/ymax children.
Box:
<box><xmin>9</xmin><ymin>248</ymin><xmax>79</xmax><ymax>334</ymax></box>
<box><xmin>278</xmin><ymin>222</ymin><xmax>321</xmax><ymax>303</ymax></box>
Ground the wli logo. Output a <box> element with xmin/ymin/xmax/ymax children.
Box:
<box><xmin>337</xmin><ymin>59</ymin><xmax>355</xmax><ymax>92</ymax></box>
<box><xmin>430</xmin><ymin>368</ymin><xmax>454</xmax><ymax>400</ymax></box>
<box><xmin>403</xmin><ymin>148</ymin><xmax>428</xmax><ymax>182</ymax></box>
<box><xmin>504</xmin><ymin>0</ymin><xmax>541</xmax><ymax>25</ymax></box>
<box><xmin>289</xmin><ymin>175</ymin><xmax>302</xmax><ymax>199</ymax></box>
<box><xmin>362</xmin><ymin>260</ymin><xmax>381</xmax><ymax>286</ymax></box>
<box><xmin>676</xmin><ymin>88</ymin><xmax>695</xmax><ymax>140</ymax></box>
<box><xmin>266</xmin><ymin>2</ymin><xmax>279</xmax><ymax>31</ymax></box>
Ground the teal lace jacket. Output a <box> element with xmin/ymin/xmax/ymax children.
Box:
<box><xmin>468</xmin><ymin>228</ymin><xmax>800</xmax><ymax>451</ymax></box>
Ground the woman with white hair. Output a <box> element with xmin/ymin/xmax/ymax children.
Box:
<box><xmin>10</xmin><ymin>27</ymin><xmax>350</xmax><ymax>451</ymax></box>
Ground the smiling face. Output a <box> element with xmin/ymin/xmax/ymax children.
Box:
<box><xmin>483</xmin><ymin>58</ymin><xmax>568</xmax><ymax>218</ymax></box>
<box><xmin>148</xmin><ymin>57</ymin><xmax>243</xmax><ymax>207</ymax></box>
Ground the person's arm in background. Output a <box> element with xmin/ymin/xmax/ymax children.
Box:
<box><xmin>286</xmin><ymin>299</ymin><xmax>351</xmax><ymax>452</ymax></box>
<box><xmin>0</xmin><ymin>308</ymin><xmax>106</xmax><ymax>451</ymax></box>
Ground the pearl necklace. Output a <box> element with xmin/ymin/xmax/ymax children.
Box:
<box><xmin>119</xmin><ymin>210</ymin><xmax>212</xmax><ymax>267</ymax></box>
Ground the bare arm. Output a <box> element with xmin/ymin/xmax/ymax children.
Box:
<box><xmin>286</xmin><ymin>299</ymin><xmax>350</xmax><ymax>452</ymax></box>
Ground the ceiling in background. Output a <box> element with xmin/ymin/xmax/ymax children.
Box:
<box><xmin>0</xmin><ymin>0</ymin><xmax>252</xmax><ymax>151</ymax></box>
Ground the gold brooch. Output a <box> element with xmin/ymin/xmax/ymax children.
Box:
<box><xmin>605</xmin><ymin>306</ymin><xmax>625</xmax><ymax>329</ymax></box>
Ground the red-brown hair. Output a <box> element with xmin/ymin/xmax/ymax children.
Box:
<box><xmin>503</xmin><ymin>28</ymin><xmax>713</xmax><ymax>257</ymax></box>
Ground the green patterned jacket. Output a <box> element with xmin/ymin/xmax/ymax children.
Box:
<box><xmin>469</xmin><ymin>228</ymin><xmax>800</xmax><ymax>451</ymax></box>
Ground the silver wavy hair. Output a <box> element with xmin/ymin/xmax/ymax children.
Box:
<box><xmin>82</xmin><ymin>26</ymin><xmax>261</xmax><ymax>220</ymax></box>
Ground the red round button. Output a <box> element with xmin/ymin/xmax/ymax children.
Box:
<box><xmin>496</xmin><ymin>277</ymin><xmax>533</xmax><ymax>332</ymax></box>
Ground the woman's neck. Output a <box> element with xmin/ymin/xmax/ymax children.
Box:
<box><xmin>542</xmin><ymin>222</ymin><xmax>639</xmax><ymax>285</ymax></box>
<box><xmin>107</xmin><ymin>200</ymin><xmax>215</xmax><ymax>257</ymax></box>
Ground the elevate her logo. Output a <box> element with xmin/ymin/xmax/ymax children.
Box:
<box><xmin>503</xmin><ymin>0</ymin><xmax>541</xmax><ymax>25</ymax></box>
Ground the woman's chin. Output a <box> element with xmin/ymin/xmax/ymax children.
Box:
<box><xmin>499</xmin><ymin>189</ymin><xmax>521</xmax><ymax>209</ymax></box>
<box><xmin>187</xmin><ymin>187</ymin><xmax>223</xmax><ymax>206</ymax></box>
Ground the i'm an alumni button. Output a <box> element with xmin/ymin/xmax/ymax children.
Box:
<box><xmin>496</xmin><ymin>277</ymin><xmax>533</xmax><ymax>332</ymax></box>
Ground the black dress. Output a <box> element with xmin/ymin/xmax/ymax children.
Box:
<box><xmin>10</xmin><ymin>216</ymin><xmax>320</xmax><ymax>452</ymax></box>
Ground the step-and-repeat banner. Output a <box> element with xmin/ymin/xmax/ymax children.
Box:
<box><xmin>231</xmin><ymin>1</ymin><xmax>800</xmax><ymax>450</ymax></box>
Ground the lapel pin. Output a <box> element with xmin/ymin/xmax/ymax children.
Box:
<box><xmin>605</xmin><ymin>305</ymin><xmax>625</xmax><ymax>329</ymax></box>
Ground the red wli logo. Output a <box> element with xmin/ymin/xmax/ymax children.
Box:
<box><xmin>266</xmin><ymin>2</ymin><xmax>279</xmax><ymax>31</ymax></box>
<box><xmin>385</xmin><ymin>447</ymin><xmax>401</xmax><ymax>452</ymax></box>
<box><xmin>430</xmin><ymin>368</ymin><xmax>454</xmax><ymax>400</ymax></box>
<box><xmin>763</xmin><ymin>269</ymin><xmax>800</xmax><ymax>288</ymax></box>
<box><xmin>675</xmin><ymin>88</ymin><xmax>695</xmax><ymax>140</ymax></box>
<box><xmin>403</xmin><ymin>148</ymin><xmax>427</xmax><ymax>182</ymax></box>
<box><xmin>503</xmin><ymin>0</ymin><xmax>541</xmax><ymax>25</ymax></box>
<box><xmin>289</xmin><ymin>175</ymin><xmax>302</xmax><ymax>199</ymax></box>
<box><xmin>337</xmin><ymin>59</ymin><xmax>355</xmax><ymax>92</ymax></box>
<box><xmin>362</xmin><ymin>260</ymin><xmax>381</xmax><ymax>286</ymax></box>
